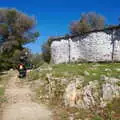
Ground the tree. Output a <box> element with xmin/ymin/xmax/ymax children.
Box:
<box><xmin>42</xmin><ymin>38</ymin><xmax>52</xmax><ymax>63</ymax></box>
<box><xmin>81</xmin><ymin>12</ymin><xmax>105</xmax><ymax>30</ymax></box>
<box><xmin>70</xmin><ymin>20</ymin><xmax>90</xmax><ymax>34</ymax></box>
<box><xmin>70</xmin><ymin>12</ymin><xmax>105</xmax><ymax>34</ymax></box>
<box><xmin>0</xmin><ymin>8</ymin><xmax>39</xmax><ymax>71</ymax></box>
<box><xmin>30</xmin><ymin>53</ymin><xmax>44</xmax><ymax>68</ymax></box>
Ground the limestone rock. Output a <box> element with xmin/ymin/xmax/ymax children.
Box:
<box><xmin>100</xmin><ymin>75</ymin><xmax>108</xmax><ymax>81</ymax></box>
<box><xmin>84</xmin><ymin>71</ymin><xmax>90</xmax><ymax>76</ymax></box>
<box><xmin>105</xmin><ymin>68</ymin><xmax>111</xmax><ymax>72</ymax></box>
<box><xmin>64</xmin><ymin>81</ymin><xmax>76</xmax><ymax>107</ymax></box>
<box><xmin>115</xmin><ymin>68</ymin><xmax>120</xmax><ymax>72</ymax></box>
<box><xmin>64</xmin><ymin>79</ymin><xmax>100</xmax><ymax>109</ymax></box>
<box><xmin>64</xmin><ymin>77</ymin><xmax>120</xmax><ymax>109</ymax></box>
<box><xmin>102</xmin><ymin>78</ymin><xmax>120</xmax><ymax>101</ymax></box>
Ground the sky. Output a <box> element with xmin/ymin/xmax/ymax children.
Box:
<box><xmin>0</xmin><ymin>0</ymin><xmax>120</xmax><ymax>53</ymax></box>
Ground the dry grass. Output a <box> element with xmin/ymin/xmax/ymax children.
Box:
<box><xmin>28</xmin><ymin>63</ymin><xmax>120</xmax><ymax>120</ymax></box>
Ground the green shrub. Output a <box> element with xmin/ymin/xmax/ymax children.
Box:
<box><xmin>92</xmin><ymin>115</ymin><xmax>103</xmax><ymax>120</ymax></box>
<box><xmin>27</xmin><ymin>71</ymin><xmax>40</xmax><ymax>81</ymax></box>
<box><xmin>0</xmin><ymin>87</ymin><xmax>4</xmax><ymax>96</ymax></box>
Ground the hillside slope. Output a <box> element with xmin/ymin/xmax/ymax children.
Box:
<box><xmin>28</xmin><ymin>63</ymin><xmax>120</xmax><ymax>120</ymax></box>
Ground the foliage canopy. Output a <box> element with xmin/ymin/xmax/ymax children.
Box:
<box><xmin>70</xmin><ymin>12</ymin><xmax>105</xmax><ymax>34</ymax></box>
<box><xmin>0</xmin><ymin>8</ymin><xmax>39</xmax><ymax>71</ymax></box>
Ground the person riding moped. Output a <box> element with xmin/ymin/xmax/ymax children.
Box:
<box><xmin>17</xmin><ymin>56</ymin><xmax>27</xmax><ymax>78</ymax></box>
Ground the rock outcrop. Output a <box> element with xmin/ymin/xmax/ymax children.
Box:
<box><xmin>64</xmin><ymin>77</ymin><xmax>120</xmax><ymax>109</ymax></box>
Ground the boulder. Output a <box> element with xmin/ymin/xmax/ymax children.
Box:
<box><xmin>102</xmin><ymin>77</ymin><xmax>120</xmax><ymax>101</ymax></box>
<box><xmin>64</xmin><ymin>77</ymin><xmax>120</xmax><ymax>109</ymax></box>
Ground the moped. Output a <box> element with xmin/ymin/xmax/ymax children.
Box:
<box><xmin>18</xmin><ymin>64</ymin><xmax>26</xmax><ymax>78</ymax></box>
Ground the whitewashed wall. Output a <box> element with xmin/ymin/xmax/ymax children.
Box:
<box><xmin>51</xmin><ymin>30</ymin><xmax>120</xmax><ymax>64</ymax></box>
<box><xmin>112</xmin><ymin>29</ymin><xmax>120</xmax><ymax>61</ymax></box>
<box><xmin>51</xmin><ymin>39</ymin><xmax>69</xmax><ymax>63</ymax></box>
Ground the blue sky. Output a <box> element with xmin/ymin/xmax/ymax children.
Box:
<box><xmin>0</xmin><ymin>0</ymin><xmax>120</xmax><ymax>53</ymax></box>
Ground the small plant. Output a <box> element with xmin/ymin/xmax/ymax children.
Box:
<box><xmin>92</xmin><ymin>115</ymin><xmax>103</xmax><ymax>120</ymax></box>
<box><xmin>0</xmin><ymin>96</ymin><xmax>7</xmax><ymax>104</ymax></box>
<box><xmin>0</xmin><ymin>87</ymin><xmax>4</xmax><ymax>96</ymax></box>
<box><xmin>27</xmin><ymin>71</ymin><xmax>40</xmax><ymax>81</ymax></box>
<box><xmin>0</xmin><ymin>73</ymin><xmax>9</xmax><ymax>107</ymax></box>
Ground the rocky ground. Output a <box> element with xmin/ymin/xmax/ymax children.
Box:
<box><xmin>27</xmin><ymin>63</ymin><xmax>120</xmax><ymax>120</ymax></box>
<box><xmin>0</xmin><ymin>63</ymin><xmax>120</xmax><ymax>120</ymax></box>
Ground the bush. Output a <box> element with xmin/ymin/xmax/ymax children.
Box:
<box><xmin>27</xmin><ymin>70</ymin><xmax>40</xmax><ymax>81</ymax></box>
<box><xmin>30</xmin><ymin>53</ymin><xmax>44</xmax><ymax>68</ymax></box>
<box><xmin>42</xmin><ymin>38</ymin><xmax>52</xmax><ymax>63</ymax></box>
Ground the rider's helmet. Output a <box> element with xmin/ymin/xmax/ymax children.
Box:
<box><xmin>19</xmin><ymin>64</ymin><xmax>24</xmax><ymax>70</ymax></box>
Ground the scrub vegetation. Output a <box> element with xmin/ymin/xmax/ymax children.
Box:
<box><xmin>27</xmin><ymin>63</ymin><xmax>120</xmax><ymax>120</ymax></box>
<box><xmin>28</xmin><ymin>63</ymin><xmax>120</xmax><ymax>82</ymax></box>
<box><xmin>0</xmin><ymin>71</ymin><xmax>11</xmax><ymax>106</ymax></box>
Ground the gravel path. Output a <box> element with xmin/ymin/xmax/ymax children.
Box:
<box><xmin>2</xmin><ymin>72</ymin><xmax>52</xmax><ymax>120</ymax></box>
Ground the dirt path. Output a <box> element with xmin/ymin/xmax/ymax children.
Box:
<box><xmin>2</xmin><ymin>72</ymin><xmax>52</xmax><ymax>120</ymax></box>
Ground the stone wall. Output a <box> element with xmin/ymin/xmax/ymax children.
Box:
<box><xmin>51</xmin><ymin>28</ymin><xmax>120</xmax><ymax>64</ymax></box>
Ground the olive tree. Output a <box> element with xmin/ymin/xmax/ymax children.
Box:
<box><xmin>70</xmin><ymin>12</ymin><xmax>105</xmax><ymax>34</ymax></box>
<box><xmin>0</xmin><ymin>8</ymin><xmax>39</xmax><ymax>70</ymax></box>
